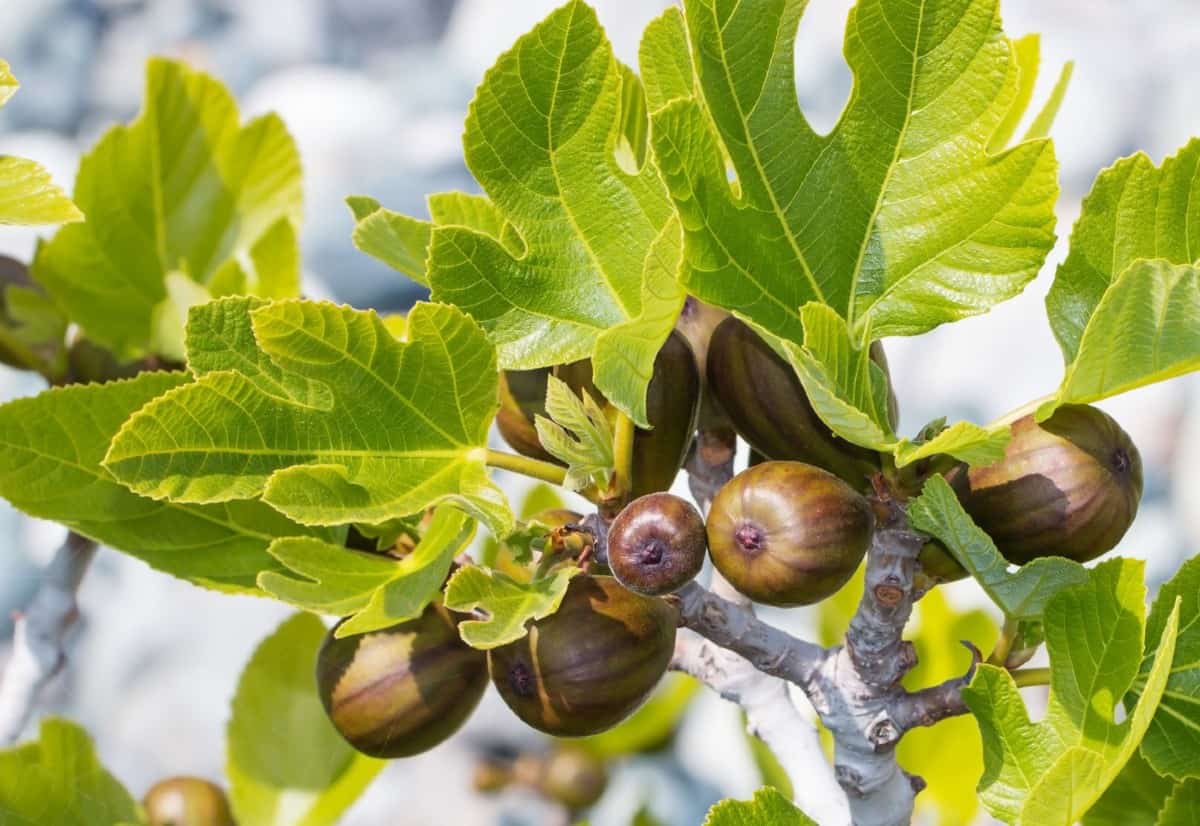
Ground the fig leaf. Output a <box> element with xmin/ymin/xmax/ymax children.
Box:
<box><xmin>534</xmin><ymin>375</ymin><xmax>615</xmax><ymax>492</ymax></box>
<box><xmin>443</xmin><ymin>564</ymin><xmax>580</xmax><ymax>650</ymax></box>
<box><xmin>702</xmin><ymin>786</ymin><xmax>816</xmax><ymax>825</ymax></box>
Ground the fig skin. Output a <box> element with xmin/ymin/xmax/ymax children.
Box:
<box><xmin>496</xmin><ymin>368</ymin><xmax>557</xmax><ymax>462</ymax></box>
<box><xmin>949</xmin><ymin>404</ymin><xmax>1142</xmax><ymax>566</ymax></box>
<box><xmin>706</xmin><ymin>317</ymin><xmax>895</xmax><ymax>489</ymax></box>
<box><xmin>488</xmin><ymin>575</ymin><xmax>677</xmax><ymax>737</ymax></box>
<box><xmin>143</xmin><ymin>777</ymin><xmax>234</xmax><ymax>826</ymax></box>
<box><xmin>707</xmin><ymin>461</ymin><xmax>874</xmax><ymax>606</ymax></box>
<box><xmin>315</xmin><ymin>602</ymin><xmax>488</xmax><ymax>759</ymax></box>
<box><xmin>607</xmin><ymin>492</ymin><xmax>706</xmax><ymax>595</ymax></box>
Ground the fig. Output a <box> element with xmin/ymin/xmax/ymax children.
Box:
<box><xmin>706</xmin><ymin>317</ymin><xmax>895</xmax><ymax>489</ymax></box>
<box><xmin>707</xmin><ymin>461</ymin><xmax>874</xmax><ymax>606</ymax></box>
<box><xmin>316</xmin><ymin>602</ymin><xmax>488</xmax><ymax>758</ymax></box>
<box><xmin>537</xmin><ymin>748</ymin><xmax>609</xmax><ymax>811</ymax></box>
<box><xmin>488</xmin><ymin>575</ymin><xmax>677</xmax><ymax>736</ymax></box>
<box><xmin>608</xmin><ymin>492</ymin><xmax>706</xmax><ymax>595</ymax></box>
<box><xmin>949</xmin><ymin>404</ymin><xmax>1142</xmax><ymax>565</ymax></box>
<box><xmin>497</xmin><ymin>368</ymin><xmax>557</xmax><ymax>462</ymax></box>
<box><xmin>556</xmin><ymin>330</ymin><xmax>701</xmax><ymax>498</ymax></box>
<box><xmin>143</xmin><ymin>777</ymin><xmax>234</xmax><ymax>826</ymax></box>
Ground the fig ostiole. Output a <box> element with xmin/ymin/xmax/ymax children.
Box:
<box><xmin>706</xmin><ymin>317</ymin><xmax>891</xmax><ymax>490</ymax></box>
<box><xmin>488</xmin><ymin>575</ymin><xmax>677</xmax><ymax>737</ymax></box>
<box><xmin>143</xmin><ymin>777</ymin><xmax>235</xmax><ymax>826</ymax></box>
<box><xmin>950</xmin><ymin>403</ymin><xmax>1142</xmax><ymax>566</ymax></box>
<box><xmin>315</xmin><ymin>602</ymin><xmax>488</xmax><ymax>759</ymax></box>
<box><xmin>707</xmin><ymin>461</ymin><xmax>874</xmax><ymax>606</ymax></box>
<box><xmin>607</xmin><ymin>492</ymin><xmax>706</xmax><ymax>595</ymax></box>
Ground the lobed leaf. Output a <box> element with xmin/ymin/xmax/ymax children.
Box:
<box><xmin>909</xmin><ymin>475</ymin><xmax>1088</xmax><ymax>619</ymax></box>
<box><xmin>702</xmin><ymin>786</ymin><xmax>815</xmax><ymax>826</ymax></box>
<box><xmin>0</xmin><ymin>372</ymin><xmax>335</xmax><ymax>593</ymax></box>
<box><xmin>105</xmin><ymin>299</ymin><xmax>514</xmax><ymax>537</ymax></box>
<box><xmin>227</xmin><ymin>614</ymin><xmax>383</xmax><ymax>826</ymax></box>
<box><xmin>32</xmin><ymin>58</ymin><xmax>302</xmax><ymax>360</ymax></box>
<box><xmin>534</xmin><ymin>375</ymin><xmax>615</xmax><ymax>492</ymax></box>
<box><xmin>442</xmin><ymin>565</ymin><xmax>580</xmax><ymax>649</ymax></box>
<box><xmin>1157</xmin><ymin>780</ymin><xmax>1200</xmax><ymax>825</ymax></box>
<box><xmin>650</xmin><ymin>0</ymin><xmax>1058</xmax><ymax>345</ymax></box>
<box><xmin>258</xmin><ymin>507</ymin><xmax>476</xmax><ymax>638</ymax></box>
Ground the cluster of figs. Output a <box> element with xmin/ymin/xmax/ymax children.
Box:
<box><xmin>312</xmin><ymin>302</ymin><xmax>1144</xmax><ymax>771</ymax></box>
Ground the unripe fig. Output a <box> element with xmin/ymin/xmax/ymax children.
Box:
<box><xmin>557</xmin><ymin>330</ymin><xmax>701</xmax><ymax>498</ymax></box>
<box><xmin>496</xmin><ymin>368</ymin><xmax>557</xmax><ymax>462</ymax></box>
<box><xmin>950</xmin><ymin>404</ymin><xmax>1142</xmax><ymax>565</ymax></box>
<box><xmin>707</xmin><ymin>461</ymin><xmax>874</xmax><ymax>606</ymax></box>
<box><xmin>537</xmin><ymin>748</ymin><xmax>609</xmax><ymax>811</ymax></box>
<box><xmin>488</xmin><ymin>575</ymin><xmax>677</xmax><ymax>736</ymax></box>
<box><xmin>143</xmin><ymin>777</ymin><xmax>234</xmax><ymax>826</ymax></box>
<box><xmin>316</xmin><ymin>602</ymin><xmax>488</xmax><ymax>758</ymax></box>
<box><xmin>608</xmin><ymin>492</ymin><xmax>706</xmax><ymax>595</ymax></box>
<box><xmin>706</xmin><ymin>317</ymin><xmax>895</xmax><ymax>489</ymax></box>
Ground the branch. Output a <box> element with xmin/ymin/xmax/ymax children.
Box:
<box><xmin>890</xmin><ymin>642</ymin><xmax>981</xmax><ymax>732</ymax></box>
<box><xmin>0</xmin><ymin>532</ymin><xmax>97</xmax><ymax>744</ymax></box>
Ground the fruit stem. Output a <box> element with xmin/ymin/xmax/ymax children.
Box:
<box><xmin>1009</xmin><ymin>666</ymin><xmax>1051</xmax><ymax>688</ymax></box>
<box><xmin>611</xmin><ymin>409</ymin><xmax>636</xmax><ymax>500</ymax></box>
<box><xmin>484</xmin><ymin>449</ymin><xmax>568</xmax><ymax>487</ymax></box>
<box><xmin>987</xmin><ymin>617</ymin><xmax>1020</xmax><ymax>667</ymax></box>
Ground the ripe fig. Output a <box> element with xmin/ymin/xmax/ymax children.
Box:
<box><xmin>949</xmin><ymin>404</ymin><xmax>1142</xmax><ymax>565</ymax></box>
<box><xmin>488</xmin><ymin>575</ymin><xmax>677</xmax><ymax>737</ymax></box>
<box><xmin>706</xmin><ymin>317</ymin><xmax>895</xmax><ymax>489</ymax></box>
<box><xmin>316</xmin><ymin>602</ymin><xmax>488</xmax><ymax>758</ymax></box>
<box><xmin>608</xmin><ymin>492</ymin><xmax>706</xmax><ymax>595</ymax></box>
<box><xmin>496</xmin><ymin>368</ymin><xmax>557</xmax><ymax>462</ymax></box>
<box><xmin>143</xmin><ymin>777</ymin><xmax>234</xmax><ymax>826</ymax></box>
<box><xmin>556</xmin><ymin>330</ymin><xmax>701</xmax><ymax>498</ymax></box>
<box><xmin>707</xmin><ymin>461</ymin><xmax>874</xmax><ymax>606</ymax></box>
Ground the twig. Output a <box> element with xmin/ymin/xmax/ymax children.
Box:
<box><xmin>0</xmin><ymin>531</ymin><xmax>97</xmax><ymax>744</ymax></box>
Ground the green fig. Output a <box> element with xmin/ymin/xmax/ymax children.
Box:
<box><xmin>143</xmin><ymin>777</ymin><xmax>234</xmax><ymax>826</ymax></box>
<box><xmin>707</xmin><ymin>461</ymin><xmax>874</xmax><ymax>606</ymax></box>
<box><xmin>949</xmin><ymin>404</ymin><xmax>1142</xmax><ymax>566</ymax></box>
<box><xmin>496</xmin><ymin>368</ymin><xmax>557</xmax><ymax>462</ymax></box>
<box><xmin>488</xmin><ymin>575</ymin><xmax>677</xmax><ymax>737</ymax></box>
<box><xmin>607</xmin><ymin>492</ymin><xmax>706</xmax><ymax>595</ymax></box>
<box><xmin>536</xmin><ymin>748</ymin><xmax>609</xmax><ymax>811</ymax></box>
<box><xmin>706</xmin><ymin>317</ymin><xmax>895</xmax><ymax>490</ymax></box>
<box><xmin>315</xmin><ymin>603</ymin><xmax>488</xmax><ymax>758</ymax></box>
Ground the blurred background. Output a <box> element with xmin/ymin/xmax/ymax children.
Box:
<box><xmin>0</xmin><ymin>1</ymin><xmax>1198</xmax><ymax>824</ymax></box>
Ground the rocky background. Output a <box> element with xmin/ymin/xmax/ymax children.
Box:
<box><xmin>0</xmin><ymin>1</ymin><xmax>1197</xmax><ymax>824</ymax></box>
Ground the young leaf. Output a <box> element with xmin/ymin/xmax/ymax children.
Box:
<box><xmin>650</xmin><ymin>0</ymin><xmax>1058</xmax><ymax>345</ymax></box>
<box><xmin>376</xmin><ymin>1</ymin><xmax>685</xmax><ymax>427</ymax></box>
<box><xmin>534</xmin><ymin>375</ymin><xmax>615</xmax><ymax>492</ymax></box>
<box><xmin>963</xmin><ymin>559</ymin><xmax>1180</xmax><ymax>825</ymax></box>
<box><xmin>442</xmin><ymin>565</ymin><xmax>580</xmax><ymax>649</ymax></box>
<box><xmin>702</xmin><ymin>786</ymin><xmax>815</xmax><ymax>826</ymax></box>
<box><xmin>1132</xmin><ymin>555</ymin><xmax>1200</xmax><ymax>779</ymax></box>
<box><xmin>0</xmin><ymin>373</ymin><xmax>335</xmax><ymax>593</ymax></box>
<box><xmin>0</xmin><ymin>718</ymin><xmax>142</xmax><ymax>826</ymax></box>
<box><xmin>909</xmin><ymin>476</ymin><xmax>1088</xmax><ymax>619</ymax></box>
<box><xmin>32</xmin><ymin>58</ymin><xmax>302</xmax><ymax>360</ymax></box>
<box><xmin>227</xmin><ymin>614</ymin><xmax>384</xmax><ymax>826</ymax></box>
<box><xmin>105</xmin><ymin>300</ymin><xmax>514</xmax><ymax>537</ymax></box>
<box><xmin>0</xmin><ymin>61</ymin><xmax>82</xmax><ymax>226</ymax></box>
<box><xmin>258</xmin><ymin>507</ymin><xmax>476</xmax><ymax>638</ymax></box>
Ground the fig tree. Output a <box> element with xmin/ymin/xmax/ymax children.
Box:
<box><xmin>315</xmin><ymin>602</ymin><xmax>488</xmax><ymax>758</ymax></box>
<box><xmin>488</xmin><ymin>575</ymin><xmax>677</xmax><ymax>736</ymax></box>
<box><xmin>706</xmin><ymin>317</ymin><xmax>895</xmax><ymax>489</ymax></box>
<box><xmin>143</xmin><ymin>777</ymin><xmax>234</xmax><ymax>826</ymax></box>
<box><xmin>607</xmin><ymin>492</ymin><xmax>706</xmax><ymax>595</ymax></box>
<box><xmin>707</xmin><ymin>461</ymin><xmax>874</xmax><ymax>606</ymax></box>
<box><xmin>950</xmin><ymin>404</ymin><xmax>1142</xmax><ymax>565</ymax></box>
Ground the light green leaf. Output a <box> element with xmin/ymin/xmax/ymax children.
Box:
<box><xmin>227</xmin><ymin>614</ymin><xmax>384</xmax><ymax>826</ymax></box>
<box><xmin>0</xmin><ymin>61</ymin><xmax>81</xmax><ymax>226</ymax></box>
<box><xmin>347</xmin><ymin>196</ymin><xmax>431</xmax><ymax>284</ymax></box>
<box><xmin>1157</xmin><ymin>780</ymin><xmax>1200</xmax><ymax>825</ymax></box>
<box><xmin>1024</xmin><ymin>61</ymin><xmax>1074</xmax><ymax>142</ymax></box>
<box><xmin>422</xmin><ymin>0</ymin><xmax>684</xmax><ymax>427</ymax></box>
<box><xmin>258</xmin><ymin>507</ymin><xmax>476</xmax><ymax>637</ymax></box>
<box><xmin>650</xmin><ymin>0</ymin><xmax>1058</xmax><ymax>345</ymax></box>
<box><xmin>534</xmin><ymin>375</ymin><xmax>615</xmax><ymax>492</ymax></box>
<box><xmin>894</xmin><ymin>421</ymin><xmax>1011</xmax><ymax>469</ymax></box>
<box><xmin>0</xmin><ymin>718</ymin><xmax>142</xmax><ymax>826</ymax></box>
<box><xmin>0</xmin><ymin>373</ymin><xmax>334</xmax><ymax>593</ymax></box>
<box><xmin>963</xmin><ymin>559</ymin><xmax>1180</xmax><ymax>825</ymax></box>
<box><xmin>150</xmin><ymin>271</ymin><xmax>212</xmax><ymax>363</ymax></box>
<box><xmin>1134</xmin><ymin>555</ymin><xmax>1200</xmax><ymax>779</ymax></box>
<box><xmin>702</xmin><ymin>787</ymin><xmax>814</xmax><ymax>826</ymax></box>
<box><xmin>638</xmin><ymin>7</ymin><xmax>696</xmax><ymax>112</ymax></box>
<box><xmin>988</xmin><ymin>35</ymin><xmax>1042</xmax><ymax>152</ymax></box>
<box><xmin>443</xmin><ymin>565</ymin><xmax>580</xmax><ymax>649</ymax></box>
<box><xmin>32</xmin><ymin>58</ymin><xmax>302</xmax><ymax>359</ymax></box>
<box><xmin>909</xmin><ymin>476</ymin><xmax>1087</xmax><ymax>619</ymax></box>
<box><xmin>1083</xmin><ymin>751</ymin><xmax>1176</xmax><ymax>826</ymax></box>
<box><xmin>105</xmin><ymin>300</ymin><xmax>514</xmax><ymax>537</ymax></box>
